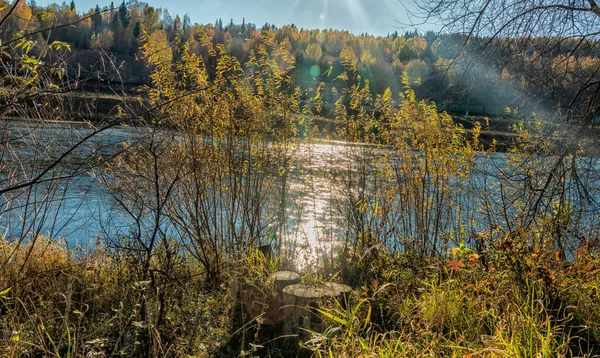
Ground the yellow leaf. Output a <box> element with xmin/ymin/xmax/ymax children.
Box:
<box><xmin>0</xmin><ymin>287</ymin><xmax>11</xmax><ymax>298</ymax></box>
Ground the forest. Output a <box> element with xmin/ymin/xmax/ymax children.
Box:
<box><xmin>1</xmin><ymin>0</ymin><xmax>600</xmax><ymax>357</ymax></box>
<box><xmin>2</xmin><ymin>0</ymin><xmax>600</xmax><ymax>123</ymax></box>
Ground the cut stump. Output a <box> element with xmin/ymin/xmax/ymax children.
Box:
<box><xmin>271</xmin><ymin>271</ymin><xmax>301</xmax><ymax>292</ymax></box>
<box><xmin>282</xmin><ymin>282</ymin><xmax>353</xmax><ymax>332</ymax></box>
<box><xmin>236</xmin><ymin>271</ymin><xmax>301</xmax><ymax>326</ymax></box>
<box><xmin>323</xmin><ymin>282</ymin><xmax>352</xmax><ymax>306</ymax></box>
<box><xmin>322</xmin><ymin>282</ymin><xmax>352</xmax><ymax>295</ymax></box>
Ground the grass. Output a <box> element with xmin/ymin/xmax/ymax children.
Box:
<box><xmin>0</xmin><ymin>237</ymin><xmax>599</xmax><ymax>357</ymax></box>
<box><xmin>310</xmin><ymin>245</ymin><xmax>600</xmax><ymax>358</ymax></box>
<box><xmin>0</xmin><ymin>238</ymin><xmax>231</xmax><ymax>357</ymax></box>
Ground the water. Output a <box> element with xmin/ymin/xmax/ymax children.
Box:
<box><xmin>0</xmin><ymin>121</ymin><xmax>364</xmax><ymax>267</ymax></box>
<box><xmin>2</xmin><ymin>120</ymin><xmax>600</xmax><ymax>267</ymax></box>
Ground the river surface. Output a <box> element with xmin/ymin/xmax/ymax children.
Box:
<box><xmin>0</xmin><ymin>121</ymin><xmax>374</xmax><ymax>266</ymax></box>
<box><xmin>2</xmin><ymin>121</ymin><xmax>600</xmax><ymax>266</ymax></box>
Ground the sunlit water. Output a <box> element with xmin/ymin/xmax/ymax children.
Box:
<box><xmin>0</xmin><ymin>122</ymin><xmax>362</xmax><ymax>269</ymax></box>
<box><xmin>2</xmin><ymin>121</ymin><xmax>600</xmax><ymax>269</ymax></box>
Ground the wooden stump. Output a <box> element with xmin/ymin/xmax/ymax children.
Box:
<box><xmin>322</xmin><ymin>282</ymin><xmax>352</xmax><ymax>295</ymax></box>
<box><xmin>282</xmin><ymin>283</ymin><xmax>352</xmax><ymax>333</ymax></box>
<box><xmin>323</xmin><ymin>282</ymin><xmax>352</xmax><ymax>307</ymax></box>
<box><xmin>236</xmin><ymin>271</ymin><xmax>301</xmax><ymax>326</ymax></box>
<box><xmin>271</xmin><ymin>271</ymin><xmax>301</xmax><ymax>292</ymax></box>
<box><xmin>233</xmin><ymin>269</ymin><xmax>352</xmax><ymax>332</ymax></box>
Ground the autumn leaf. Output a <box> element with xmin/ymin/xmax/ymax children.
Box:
<box><xmin>468</xmin><ymin>254</ymin><xmax>479</xmax><ymax>268</ymax></box>
<box><xmin>446</xmin><ymin>259</ymin><xmax>465</xmax><ymax>272</ymax></box>
<box><xmin>372</xmin><ymin>279</ymin><xmax>379</xmax><ymax>289</ymax></box>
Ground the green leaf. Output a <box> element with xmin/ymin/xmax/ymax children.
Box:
<box><xmin>0</xmin><ymin>287</ymin><xmax>11</xmax><ymax>298</ymax></box>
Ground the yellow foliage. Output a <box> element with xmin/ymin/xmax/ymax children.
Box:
<box><xmin>0</xmin><ymin>237</ymin><xmax>70</xmax><ymax>288</ymax></box>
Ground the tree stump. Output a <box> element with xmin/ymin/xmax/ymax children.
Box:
<box><xmin>282</xmin><ymin>282</ymin><xmax>352</xmax><ymax>333</ymax></box>
<box><xmin>233</xmin><ymin>270</ymin><xmax>352</xmax><ymax>331</ymax></box>
<box><xmin>322</xmin><ymin>282</ymin><xmax>352</xmax><ymax>295</ymax></box>
<box><xmin>235</xmin><ymin>271</ymin><xmax>301</xmax><ymax>326</ymax></box>
<box><xmin>271</xmin><ymin>271</ymin><xmax>301</xmax><ymax>292</ymax></box>
<box><xmin>323</xmin><ymin>282</ymin><xmax>352</xmax><ymax>307</ymax></box>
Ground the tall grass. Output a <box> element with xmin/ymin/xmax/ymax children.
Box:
<box><xmin>309</xmin><ymin>246</ymin><xmax>600</xmax><ymax>357</ymax></box>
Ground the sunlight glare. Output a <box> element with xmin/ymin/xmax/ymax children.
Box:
<box><xmin>343</xmin><ymin>0</ymin><xmax>367</xmax><ymax>31</ymax></box>
<box><xmin>285</xmin><ymin>0</ymin><xmax>302</xmax><ymax>20</ymax></box>
<box><xmin>320</xmin><ymin>0</ymin><xmax>329</xmax><ymax>24</ymax></box>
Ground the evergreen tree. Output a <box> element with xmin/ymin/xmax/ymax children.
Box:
<box><xmin>69</xmin><ymin>0</ymin><xmax>75</xmax><ymax>10</ymax></box>
<box><xmin>111</xmin><ymin>10</ymin><xmax>121</xmax><ymax>34</ymax></box>
<box><xmin>173</xmin><ymin>15</ymin><xmax>181</xmax><ymax>33</ymax></box>
<box><xmin>399</xmin><ymin>45</ymin><xmax>412</xmax><ymax>62</ymax></box>
<box><xmin>92</xmin><ymin>5</ymin><xmax>102</xmax><ymax>32</ymax></box>
<box><xmin>182</xmin><ymin>14</ymin><xmax>191</xmax><ymax>33</ymax></box>
<box><xmin>133</xmin><ymin>20</ymin><xmax>141</xmax><ymax>38</ymax></box>
<box><xmin>241</xmin><ymin>17</ymin><xmax>245</xmax><ymax>33</ymax></box>
<box><xmin>118</xmin><ymin>0</ymin><xmax>130</xmax><ymax>28</ymax></box>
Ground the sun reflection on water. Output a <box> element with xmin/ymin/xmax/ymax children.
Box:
<box><xmin>282</xmin><ymin>140</ymin><xmax>355</xmax><ymax>270</ymax></box>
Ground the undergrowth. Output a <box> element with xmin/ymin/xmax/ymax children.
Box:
<box><xmin>1</xmin><ymin>238</ymin><xmax>599</xmax><ymax>357</ymax></box>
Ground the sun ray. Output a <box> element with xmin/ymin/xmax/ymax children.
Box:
<box><xmin>285</xmin><ymin>0</ymin><xmax>302</xmax><ymax>21</ymax></box>
<box><xmin>346</xmin><ymin>0</ymin><xmax>368</xmax><ymax>33</ymax></box>
<box><xmin>320</xmin><ymin>0</ymin><xmax>329</xmax><ymax>25</ymax></box>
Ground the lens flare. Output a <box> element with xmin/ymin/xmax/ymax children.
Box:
<box><xmin>309</xmin><ymin>65</ymin><xmax>321</xmax><ymax>77</ymax></box>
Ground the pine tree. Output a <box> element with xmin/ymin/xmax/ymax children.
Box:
<box><xmin>92</xmin><ymin>5</ymin><xmax>102</xmax><ymax>32</ymax></box>
<box><xmin>173</xmin><ymin>15</ymin><xmax>181</xmax><ymax>33</ymax></box>
<box><xmin>118</xmin><ymin>0</ymin><xmax>130</xmax><ymax>28</ymax></box>
<box><xmin>133</xmin><ymin>20</ymin><xmax>141</xmax><ymax>38</ymax></box>
<box><xmin>111</xmin><ymin>10</ymin><xmax>121</xmax><ymax>34</ymax></box>
<box><xmin>182</xmin><ymin>14</ymin><xmax>191</xmax><ymax>33</ymax></box>
<box><xmin>69</xmin><ymin>0</ymin><xmax>75</xmax><ymax>10</ymax></box>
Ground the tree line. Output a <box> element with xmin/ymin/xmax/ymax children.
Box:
<box><xmin>1</xmin><ymin>0</ymin><xmax>599</xmax><ymax>120</ymax></box>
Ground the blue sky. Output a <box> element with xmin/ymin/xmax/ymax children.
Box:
<box><xmin>53</xmin><ymin>0</ymin><xmax>426</xmax><ymax>36</ymax></box>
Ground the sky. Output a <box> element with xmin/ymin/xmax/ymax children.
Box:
<box><xmin>53</xmin><ymin>0</ymin><xmax>427</xmax><ymax>36</ymax></box>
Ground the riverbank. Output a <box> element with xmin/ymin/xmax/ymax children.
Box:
<box><xmin>1</xmin><ymin>237</ymin><xmax>599</xmax><ymax>357</ymax></box>
<box><xmin>6</xmin><ymin>90</ymin><xmax>526</xmax><ymax>152</ymax></box>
